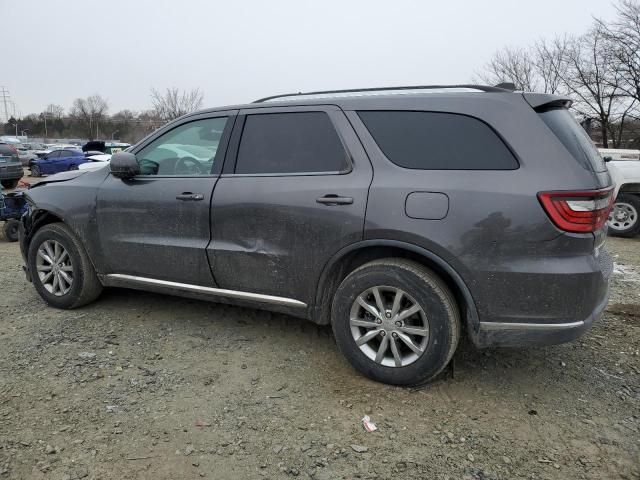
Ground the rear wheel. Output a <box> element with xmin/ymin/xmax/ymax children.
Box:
<box><xmin>331</xmin><ymin>259</ymin><xmax>460</xmax><ymax>386</ymax></box>
<box><xmin>3</xmin><ymin>219</ymin><xmax>19</xmax><ymax>242</ymax></box>
<box><xmin>31</xmin><ymin>165</ymin><xmax>41</xmax><ymax>177</ymax></box>
<box><xmin>27</xmin><ymin>223</ymin><xmax>103</xmax><ymax>309</ymax></box>
<box><xmin>608</xmin><ymin>194</ymin><xmax>640</xmax><ymax>237</ymax></box>
<box><xmin>68</xmin><ymin>164</ymin><xmax>78</xmax><ymax>171</ymax></box>
<box><xmin>1</xmin><ymin>179</ymin><xmax>19</xmax><ymax>189</ymax></box>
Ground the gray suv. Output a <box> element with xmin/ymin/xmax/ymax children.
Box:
<box><xmin>0</xmin><ymin>142</ymin><xmax>23</xmax><ymax>189</ymax></box>
<box><xmin>19</xmin><ymin>85</ymin><xmax>613</xmax><ymax>385</ymax></box>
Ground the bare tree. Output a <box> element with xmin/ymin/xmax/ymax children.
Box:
<box><xmin>596</xmin><ymin>0</ymin><xmax>640</xmax><ymax>107</ymax></box>
<box><xmin>150</xmin><ymin>87</ymin><xmax>203</xmax><ymax>121</ymax></box>
<box><xmin>477</xmin><ymin>47</ymin><xmax>540</xmax><ymax>91</ymax></box>
<box><xmin>44</xmin><ymin>104</ymin><xmax>65</xmax><ymax>118</ymax></box>
<box><xmin>477</xmin><ymin>42</ymin><xmax>571</xmax><ymax>94</ymax></box>
<box><xmin>549</xmin><ymin>27</ymin><xmax>635</xmax><ymax>148</ymax></box>
<box><xmin>70</xmin><ymin>94</ymin><xmax>109</xmax><ymax>139</ymax></box>
<box><xmin>534</xmin><ymin>36</ymin><xmax>571</xmax><ymax>95</ymax></box>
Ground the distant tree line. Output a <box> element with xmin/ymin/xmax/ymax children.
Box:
<box><xmin>478</xmin><ymin>0</ymin><xmax>640</xmax><ymax>149</ymax></box>
<box><xmin>2</xmin><ymin>87</ymin><xmax>203</xmax><ymax>144</ymax></box>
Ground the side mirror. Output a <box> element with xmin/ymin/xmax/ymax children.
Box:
<box><xmin>110</xmin><ymin>151</ymin><xmax>140</xmax><ymax>179</ymax></box>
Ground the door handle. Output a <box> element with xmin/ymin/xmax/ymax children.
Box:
<box><xmin>316</xmin><ymin>195</ymin><xmax>354</xmax><ymax>206</ymax></box>
<box><xmin>176</xmin><ymin>192</ymin><xmax>204</xmax><ymax>201</ymax></box>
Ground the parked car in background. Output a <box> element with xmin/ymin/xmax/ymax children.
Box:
<box><xmin>0</xmin><ymin>136</ymin><xmax>21</xmax><ymax>145</ymax></box>
<box><xmin>104</xmin><ymin>142</ymin><xmax>131</xmax><ymax>154</ymax></box>
<box><xmin>0</xmin><ymin>142</ymin><xmax>23</xmax><ymax>189</ymax></box>
<box><xmin>605</xmin><ymin>154</ymin><xmax>640</xmax><ymax>237</ymax></box>
<box><xmin>15</xmin><ymin>144</ymin><xmax>38</xmax><ymax>166</ymax></box>
<box><xmin>29</xmin><ymin>149</ymin><xmax>88</xmax><ymax>177</ymax></box>
<box><xmin>19</xmin><ymin>85</ymin><xmax>614</xmax><ymax>386</ymax></box>
<box><xmin>599</xmin><ymin>148</ymin><xmax>640</xmax><ymax>162</ymax></box>
<box><xmin>78</xmin><ymin>154</ymin><xmax>111</xmax><ymax>171</ymax></box>
<box><xmin>82</xmin><ymin>141</ymin><xmax>131</xmax><ymax>155</ymax></box>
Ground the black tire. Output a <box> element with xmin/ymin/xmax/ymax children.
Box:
<box><xmin>3</xmin><ymin>219</ymin><xmax>19</xmax><ymax>242</ymax></box>
<box><xmin>1</xmin><ymin>179</ymin><xmax>19</xmax><ymax>189</ymax></box>
<box><xmin>27</xmin><ymin>223</ymin><xmax>103</xmax><ymax>309</ymax></box>
<box><xmin>331</xmin><ymin>258</ymin><xmax>460</xmax><ymax>386</ymax></box>
<box><xmin>68</xmin><ymin>164</ymin><xmax>78</xmax><ymax>171</ymax></box>
<box><xmin>31</xmin><ymin>165</ymin><xmax>41</xmax><ymax>177</ymax></box>
<box><xmin>608</xmin><ymin>193</ymin><xmax>640</xmax><ymax>238</ymax></box>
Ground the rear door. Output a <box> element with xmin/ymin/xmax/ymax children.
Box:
<box><xmin>209</xmin><ymin>105</ymin><xmax>373</xmax><ymax>306</ymax></box>
<box><xmin>96</xmin><ymin>112</ymin><xmax>235</xmax><ymax>285</ymax></box>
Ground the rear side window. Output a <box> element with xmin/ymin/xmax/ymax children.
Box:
<box><xmin>538</xmin><ymin>108</ymin><xmax>606</xmax><ymax>172</ymax></box>
<box><xmin>357</xmin><ymin>111</ymin><xmax>518</xmax><ymax>170</ymax></box>
<box><xmin>235</xmin><ymin>112</ymin><xmax>349</xmax><ymax>174</ymax></box>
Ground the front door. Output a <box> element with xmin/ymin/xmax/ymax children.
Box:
<box><xmin>209</xmin><ymin>106</ymin><xmax>373</xmax><ymax>306</ymax></box>
<box><xmin>96</xmin><ymin>112</ymin><xmax>235</xmax><ymax>286</ymax></box>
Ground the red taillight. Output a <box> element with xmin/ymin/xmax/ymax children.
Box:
<box><xmin>538</xmin><ymin>188</ymin><xmax>614</xmax><ymax>233</ymax></box>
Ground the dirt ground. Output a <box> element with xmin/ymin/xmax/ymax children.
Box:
<box><xmin>0</xmin><ymin>203</ymin><xmax>639</xmax><ymax>479</ymax></box>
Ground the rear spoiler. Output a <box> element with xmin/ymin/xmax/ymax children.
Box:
<box><xmin>522</xmin><ymin>92</ymin><xmax>572</xmax><ymax>111</ymax></box>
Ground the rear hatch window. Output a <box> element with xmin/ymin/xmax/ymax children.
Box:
<box><xmin>538</xmin><ymin>108</ymin><xmax>606</xmax><ymax>172</ymax></box>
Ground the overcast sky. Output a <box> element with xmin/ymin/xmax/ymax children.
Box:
<box><xmin>3</xmin><ymin>0</ymin><xmax>618</xmax><ymax>117</ymax></box>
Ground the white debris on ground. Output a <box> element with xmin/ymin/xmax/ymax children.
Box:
<box><xmin>613</xmin><ymin>263</ymin><xmax>640</xmax><ymax>282</ymax></box>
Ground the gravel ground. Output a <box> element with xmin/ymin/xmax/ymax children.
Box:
<box><xmin>0</xmin><ymin>223</ymin><xmax>638</xmax><ymax>479</ymax></box>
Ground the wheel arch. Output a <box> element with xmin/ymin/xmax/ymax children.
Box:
<box><xmin>618</xmin><ymin>183</ymin><xmax>640</xmax><ymax>195</ymax></box>
<box><xmin>312</xmin><ymin>240</ymin><xmax>479</xmax><ymax>334</ymax></box>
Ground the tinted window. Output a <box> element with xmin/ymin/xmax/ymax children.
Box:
<box><xmin>48</xmin><ymin>151</ymin><xmax>61</xmax><ymax>159</ymax></box>
<box><xmin>538</xmin><ymin>108</ymin><xmax>606</xmax><ymax>172</ymax></box>
<box><xmin>0</xmin><ymin>145</ymin><xmax>15</xmax><ymax>156</ymax></box>
<box><xmin>358</xmin><ymin>111</ymin><xmax>518</xmax><ymax>170</ymax></box>
<box><xmin>235</xmin><ymin>112</ymin><xmax>348</xmax><ymax>174</ymax></box>
<box><xmin>137</xmin><ymin>117</ymin><xmax>228</xmax><ymax>176</ymax></box>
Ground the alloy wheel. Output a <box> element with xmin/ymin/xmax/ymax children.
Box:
<box><xmin>349</xmin><ymin>286</ymin><xmax>429</xmax><ymax>367</ymax></box>
<box><xmin>36</xmin><ymin>239</ymin><xmax>74</xmax><ymax>296</ymax></box>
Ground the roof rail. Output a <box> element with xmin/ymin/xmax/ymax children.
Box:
<box><xmin>253</xmin><ymin>84</ymin><xmax>511</xmax><ymax>103</ymax></box>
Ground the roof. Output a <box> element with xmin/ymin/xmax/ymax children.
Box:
<box><xmin>184</xmin><ymin>84</ymin><xmax>572</xmax><ymax>119</ymax></box>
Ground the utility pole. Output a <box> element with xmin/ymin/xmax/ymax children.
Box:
<box><xmin>0</xmin><ymin>86</ymin><xmax>10</xmax><ymax>124</ymax></box>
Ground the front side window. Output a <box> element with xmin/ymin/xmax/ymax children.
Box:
<box><xmin>136</xmin><ymin>117</ymin><xmax>228</xmax><ymax>176</ymax></box>
<box><xmin>235</xmin><ymin>112</ymin><xmax>349</xmax><ymax>174</ymax></box>
<box><xmin>358</xmin><ymin>111</ymin><xmax>518</xmax><ymax>170</ymax></box>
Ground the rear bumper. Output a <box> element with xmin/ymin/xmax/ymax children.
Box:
<box><xmin>467</xmin><ymin>241</ymin><xmax>612</xmax><ymax>348</ymax></box>
<box><xmin>472</xmin><ymin>284</ymin><xmax>608</xmax><ymax>347</ymax></box>
<box><xmin>0</xmin><ymin>166</ymin><xmax>23</xmax><ymax>181</ymax></box>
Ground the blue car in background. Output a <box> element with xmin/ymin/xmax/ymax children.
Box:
<box><xmin>29</xmin><ymin>148</ymin><xmax>88</xmax><ymax>177</ymax></box>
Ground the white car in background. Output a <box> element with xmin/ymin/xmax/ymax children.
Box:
<box><xmin>78</xmin><ymin>154</ymin><xmax>112</xmax><ymax>171</ymax></box>
<box><xmin>600</xmin><ymin>148</ymin><xmax>640</xmax><ymax>237</ymax></box>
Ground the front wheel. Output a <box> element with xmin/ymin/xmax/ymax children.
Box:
<box><xmin>608</xmin><ymin>194</ymin><xmax>640</xmax><ymax>237</ymax></box>
<box><xmin>3</xmin><ymin>219</ymin><xmax>19</xmax><ymax>242</ymax></box>
<box><xmin>27</xmin><ymin>223</ymin><xmax>103</xmax><ymax>309</ymax></box>
<box><xmin>331</xmin><ymin>259</ymin><xmax>460</xmax><ymax>386</ymax></box>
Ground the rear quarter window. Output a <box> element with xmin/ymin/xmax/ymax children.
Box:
<box><xmin>537</xmin><ymin>108</ymin><xmax>606</xmax><ymax>172</ymax></box>
<box><xmin>357</xmin><ymin>111</ymin><xmax>518</xmax><ymax>170</ymax></box>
